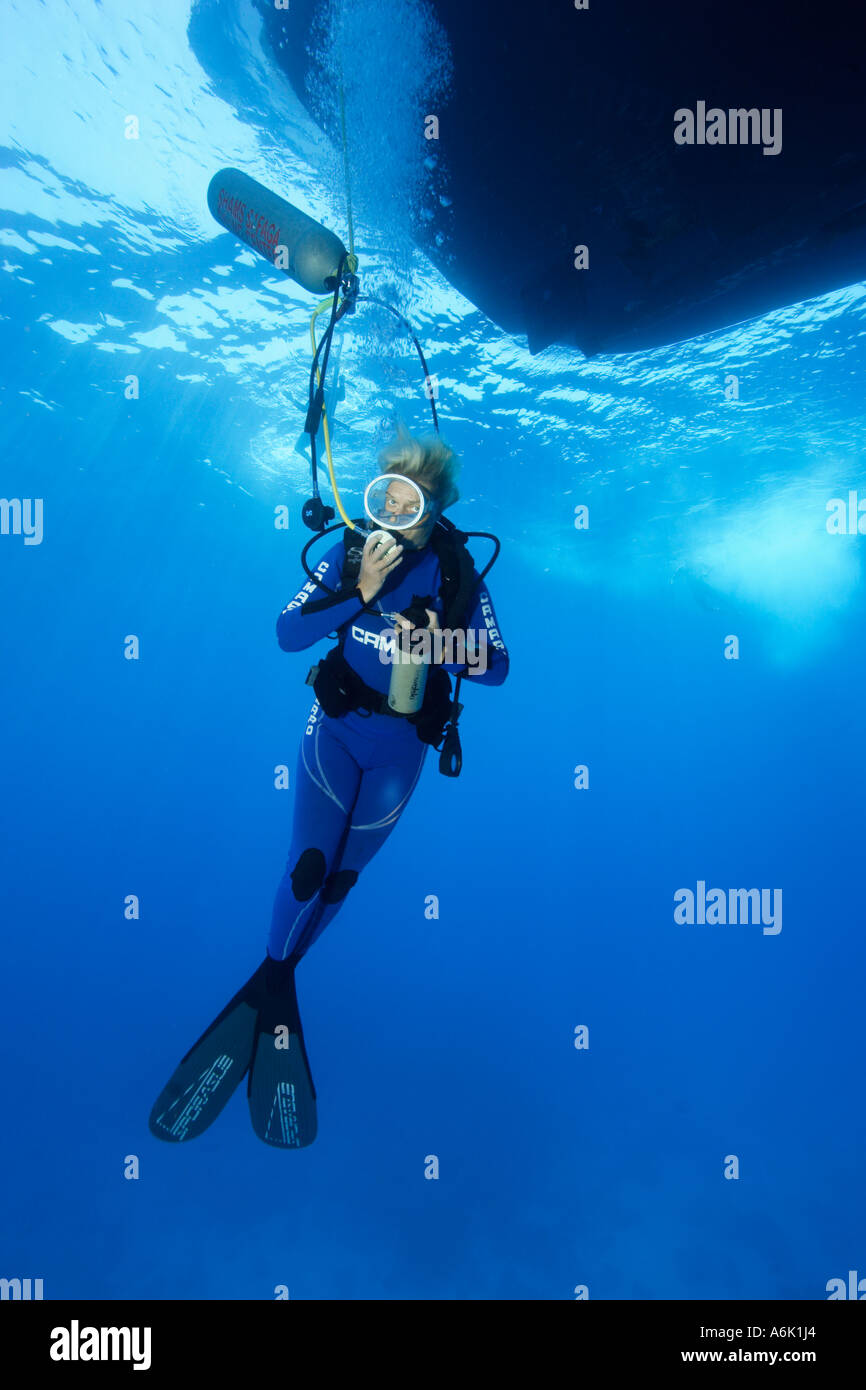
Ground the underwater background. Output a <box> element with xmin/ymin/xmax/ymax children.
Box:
<box><xmin>1</xmin><ymin>0</ymin><xmax>864</xmax><ymax>1300</ymax></box>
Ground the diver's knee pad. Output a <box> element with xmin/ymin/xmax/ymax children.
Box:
<box><xmin>321</xmin><ymin>867</ymin><xmax>358</xmax><ymax>904</ymax></box>
<box><xmin>290</xmin><ymin>848</ymin><xmax>327</xmax><ymax>901</ymax></box>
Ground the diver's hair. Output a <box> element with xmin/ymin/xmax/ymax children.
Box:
<box><xmin>378</xmin><ymin>422</ymin><xmax>460</xmax><ymax>512</ymax></box>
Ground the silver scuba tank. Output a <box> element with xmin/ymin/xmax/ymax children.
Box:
<box><xmin>207</xmin><ymin>167</ymin><xmax>348</xmax><ymax>294</ymax></box>
<box><xmin>388</xmin><ymin>631</ymin><xmax>429</xmax><ymax>714</ymax></box>
<box><xmin>387</xmin><ymin>585</ymin><xmax>432</xmax><ymax>715</ymax></box>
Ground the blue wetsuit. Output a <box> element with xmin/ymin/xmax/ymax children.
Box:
<box><xmin>268</xmin><ymin>533</ymin><xmax>509</xmax><ymax>964</ymax></box>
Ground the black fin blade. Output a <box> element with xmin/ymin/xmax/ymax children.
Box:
<box><xmin>247</xmin><ymin>1017</ymin><xmax>317</xmax><ymax>1149</ymax></box>
<box><xmin>149</xmin><ymin>998</ymin><xmax>259</xmax><ymax>1142</ymax></box>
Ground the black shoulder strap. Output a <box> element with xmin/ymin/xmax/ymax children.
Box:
<box><xmin>431</xmin><ymin>518</ymin><xmax>477</xmax><ymax>629</ymax></box>
<box><xmin>300</xmin><ymin>521</ymin><xmax>367</xmax><ymax>622</ymax></box>
<box><xmin>341</xmin><ymin>522</ymin><xmax>367</xmax><ymax>589</ymax></box>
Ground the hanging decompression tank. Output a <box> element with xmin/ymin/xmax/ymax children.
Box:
<box><xmin>206</xmin><ymin>168</ymin><xmax>348</xmax><ymax>295</ymax></box>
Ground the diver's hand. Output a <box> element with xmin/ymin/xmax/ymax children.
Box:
<box><xmin>394</xmin><ymin>609</ymin><xmax>439</xmax><ymax>633</ymax></box>
<box><xmin>358</xmin><ymin>529</ymin><xmax>403</xmax><ymax>604</ymax></box>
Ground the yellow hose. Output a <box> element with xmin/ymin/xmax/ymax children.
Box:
<box><xmin>310</xmin><ymin>305</ymin><xmax>360</xmax><ymax>532</ymax></box>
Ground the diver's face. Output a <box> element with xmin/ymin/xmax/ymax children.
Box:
<box><xmin>382</xmin><ymin>479</ymin><xmax>421</xmax><ymax>523</ymax></box>
<box><xmin>383</xmin><ymin>480</ymin><xmax>438</xmax><ymax>548</ymax></box>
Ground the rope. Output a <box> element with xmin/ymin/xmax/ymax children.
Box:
<box><xmin>303</xmin><ymin>64</ymin><xmax>360</xmax><ymax>535</ymax></box>
<box><xmin>338</xmin><ymin>68</ymin><xmax>355</xmax><ymax>258</ymax></box>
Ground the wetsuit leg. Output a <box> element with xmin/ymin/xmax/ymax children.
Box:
<box><xmin>286</xmin><ymin>716</ymin><xmax>428</xmax><ymax>960</ymax></box>
<box><xmin>267</xmin><ymin>705</ymin><xmax>362</xmax><ymax>962</ymax></box>
<box><xmin>267</xmin><ymin>704</ymin><xmax>427</xmax><ymax>964</ymax></box>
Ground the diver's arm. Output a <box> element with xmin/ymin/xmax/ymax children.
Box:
<box><xmin>277</xmin><ymin>530</ymin><xmax>406</xmax><ymax>653</ymax></box>
<box><xmin>276</xmin><ymin>543</ymin><xmax>366</xmax><ymax>652</ymax></box>
<box><xmin>276</xmin><ymin>531</ymin><xmax>405</xmax><ymax>652</ymax></box>
<box><xmin>439</xmin><ymin>576</ymin><xmax>509</xmax><ymax>686</ymax></box>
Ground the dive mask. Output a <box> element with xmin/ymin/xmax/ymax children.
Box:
<box><xmin>363</xmin><ymin>473</ymin><xmax>433</xmax><ymax>532</ymax></box>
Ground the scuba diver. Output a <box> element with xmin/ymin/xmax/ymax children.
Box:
<box><xmin>269</xmin><ymin>426</ymin><xmax>508</xmax><ymax>967</ymax></box>
<box><xmin>148</xmin><ymin>169</ymin><xmax>507</xmax><ymax>1149</ymax></box>
<box><xmin>149</xmin><ymin>428</ymin><xmax>508</xmax><ymax>1148</ymax></box>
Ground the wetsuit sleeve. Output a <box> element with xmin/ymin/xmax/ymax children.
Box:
<box><xmin>438</xmin><ymin>572</ymin><xmax>509</xmax><ymax>687</ymax></box>
<box><xmin>276</xmin><ymin>540</ymin><xmax>366</xmax><ymax>652</ymax></box>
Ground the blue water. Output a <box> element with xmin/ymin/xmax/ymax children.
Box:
<box><xmin>1</xmin><ymin>0</ymin><xmax>864</xmax><ymax>1301</ymax></box>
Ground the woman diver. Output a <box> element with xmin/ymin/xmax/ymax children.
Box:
<box><xmin>149</xmin><ymin>426</ymin><xmax>509</xmax><ymax>1149</ymax></box>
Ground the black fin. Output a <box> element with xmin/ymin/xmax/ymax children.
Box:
<box><xmin>247</xmin><ymin>967</ymin><xmax>318</xmax><ymax>1149</ymax></box>
<box><xmin>148</xmin><ymin>961</ymin><xmax>269</xmax><ymax>1143</ymax></box>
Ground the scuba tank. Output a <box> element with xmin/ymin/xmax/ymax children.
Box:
<box><xmin>207</xmin><ymin>167</ymin><xmax>348</xmax><ymax>295</ymax></box>
<box><xmin>388</xmin><ymin>650</ymin><xmax>427</xmax><ymax>715</ymax></box>
<box><xmin>387</xmin><ymin>594</ymin><xmax>433</xmax><ymax>715</ymax></box>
